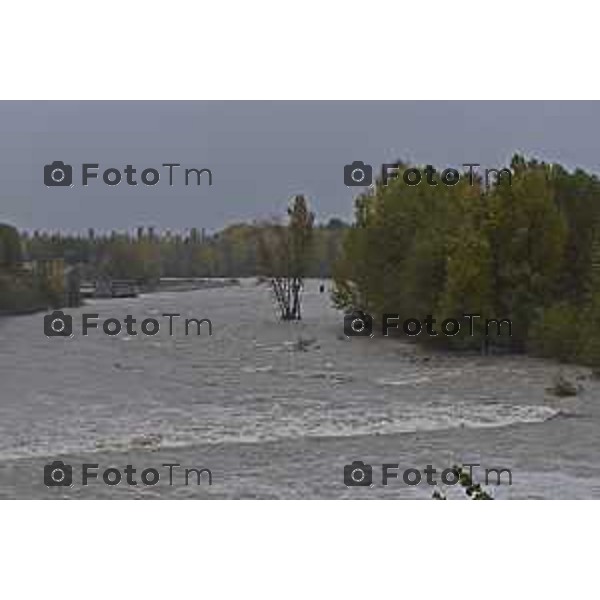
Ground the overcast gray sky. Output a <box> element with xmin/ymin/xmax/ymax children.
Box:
<box><xmin>1</xmin><ymin>101</ymin><xmax>599</xmax><ymax>234</ymax></box>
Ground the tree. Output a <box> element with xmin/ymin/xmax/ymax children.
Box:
<box><xmin>0</xmin><ymin>223</ymin><xmax>22</xmax><ymax>270</ymax></box>
<box><xmin>258</xmin><ymin>195</ymin><xmax>314</xmax><ymax>320</ymax></box>
<box><xmin>487</xmin><ymin>158</ymin><xmax>567</xmax><ymax>348</ymax></box>
<box><xmin>332</xmin><ymin>156</ymin><xmax>579</xmax><ymax>356</ymax></box>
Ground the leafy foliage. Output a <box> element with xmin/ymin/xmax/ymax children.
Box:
<box><xmin>18</xmin><ymin>218</ymin><xmax>343</xmax><ymax>282</ymax></box>
<box><xmin>432</xmin><ymin>465</ymin><xmax>494</xmax><ymax>500</ymax></box>
<box><xmin>0</xmin><ymin>223</ymin><xmax>22</xmax><ymax>270</ymax></box>
<box><xmin>333</xmin><ymin>156</ymin><xmax>600</xmax><ymax>363</ymax></box>
<box><xmin>257</xmin><ymin>195</ymin><xmax>315</xmax><ymax>320</ymax></box>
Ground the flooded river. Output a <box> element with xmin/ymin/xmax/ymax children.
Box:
<box><xmin>0</xmin><ymin>279</ymin><xmax>598</xmax><ymax>498</ymax></box>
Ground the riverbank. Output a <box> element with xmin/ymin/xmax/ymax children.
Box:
<box><xmin>0</xmin><ymin>277</ymin><xmax>242</xmax><ymax>316</ymax></box>
<box><xmin>0</xmin><ymin>305</ymin><xmax>49</xmax><ymax>317</ymax></box>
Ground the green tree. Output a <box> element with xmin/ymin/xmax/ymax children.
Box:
<box><xmin>0</xmin><ymin>223</ymin><xmax>22</xmax><ymax>270</ymax></box>
<box><xmin>487</xmin><ymin>158</ymin><xmax>567</xmax><ymax>347</ymax></box>
<box><xmin>259</xmin><ymin>195</ymin><xmax>314</xmax><ymax>320</ymax></box>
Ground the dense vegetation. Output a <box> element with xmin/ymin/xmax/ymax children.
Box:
<box><xmin>19</xmin><ymin>219</ymin><xmax>346</xmax><ymax>283</ymax></box>
<box><xmin>332</xmin><ymin>155</ymin><xmax>600</xmax><ymax>365</ymax></box>
<box><xmin>0</xmin><ymin>216</ymin><xmax>345</xmax><ymax>312</ymax></box>
<box><xmin>0</xmin><ymin>223</ymin><xmax>53</xmax><ymax>312</ymax></box>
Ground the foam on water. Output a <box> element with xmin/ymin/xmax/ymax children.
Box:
<box><xmin>0</xmin><ymin>399</ymin><xmax>559</xmax><ymax>461</ymax></box>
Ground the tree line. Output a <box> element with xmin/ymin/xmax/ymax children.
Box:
<box><xmin>6</xmin><ymin>218</ymin><xmax>346</xmax><ymax>283</ymax></box>
<box><xmin>332</xmin><ymin>155</ymin><xmax>600</xmax><ymax>365</ymax></box>
<box><xmin>0</xmin><ymin>215</ymin><xmax>345</xmax><ymax>311</ymax></box>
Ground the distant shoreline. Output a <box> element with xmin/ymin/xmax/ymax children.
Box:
<box><xmin>0</xmin><ymin>277</ymin><xmax>242</xmax><ymax>317</ymax></box>
<box><xmin>154</xmin><ymin>278</ymin><xmax>240</xmax><ymax>293</ymax></box>
<box><xmin>0</xmin><ymin>305</ymin><xmax>49</xmax><ymax>318</ymax></box>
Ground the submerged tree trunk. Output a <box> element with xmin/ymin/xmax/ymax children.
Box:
<box><xmin>271</xmin><ymin>276</ymin><xmax>302</xmax><ymax>320</ymax></box>
<box><xmin>290</xmin><ymin>277</ymin><xmax>301</xmax><ymax>320</ymax></box>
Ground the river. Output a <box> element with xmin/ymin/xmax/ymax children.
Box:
<box><xmin>0</xmin><ymin>279</ymin><xmax>598</xmax><ymax>498</ymax></box>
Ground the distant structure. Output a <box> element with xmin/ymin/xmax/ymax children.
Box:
<box><xmin>94</xmin><ymin>274</ymin><xmax>113</xmax><ymax>298</ymax></box>
<box><xmin>94</xmin><ymin>275</ymin><xmax>139</xmax><ymax>298</ymax></box>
